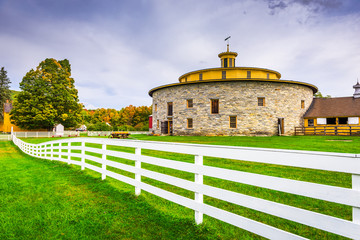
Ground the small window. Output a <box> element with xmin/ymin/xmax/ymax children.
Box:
<box><xmin>222</xmin><ymin>71</ymin><xmax>226</xmax><ymax>79</ymax></box>
<box><xmin>229</xmin><ymin>59</ymin><xmax>233</xmax><ymax>67</ymax></box>
<box><xmin>154</xmin><ymin>104</ymin><xmax>157</xmax><ymax>111</ymax></box>
<box><xmin>338</xmin><ymin>117</ymin><xmax>348</xmax><ymax>124</ymax></box>
<box><xmin>187</xmin><ymin>99</ymin><xmax>193</xmax><ymax>108</ymax></box>
<box><xmin>224</xmin><ymin>58</ymin><xmax>228</xmax><ymax>68</ymax></box>
<box><xmin>211</xmin><ymin>99</ymin><xmax>219</xmax><ymax>114</ymax></box>
<box><xmin>157</xmin><ymin>120</ymin><xmax>159</xmax><ymax>129</ymax></box>
<box><xmin>229</xmin><ymin>116</ymin><xmax>237</xmax><ymax>128</ymax></box>
<box><xmin>258</xmin><ymin>97</ymin><xmax>265</xmax><ymax>107</ymax></box>
<box><xmin>267</xmin><ymin>73</ymin><xmax>269</xmax><ymax>79</ymax></box>
<box><xmin>185</xmin><ymin>77</ymin><xmax>187</xmax><ymax>82</ymax></box>
<box><xmin>308</xmin><ymin>119</ymin><xmax>314</xmax><ymax>127</ymax></box>
<box><xmin>317</xmin><ymin>118</ymin><xmax>326</xmax><ymax>125</ymax></box>
<box><xmin>199</xmin><ymin>73</ymin><xmax>203</xmax><ymax>81</ymax></box>
<box><xmin>301</xmin><ymin>100</ymin><xmax>305</xmax><ymax>109</ymax></box>
<box><xmin>247</xmin><ymin>71</ymin><xmax>251</xmax><ymax>79</ymax></box>
<box><xmin>326</xmin><ymin>118</ymin><xmax>336</xmax><ymax>125</ymax></box>
<box><xmin>187</xmin><ymin>118</ymin><xmax>193</xmax><ymax>129</ymax></box>
<box><xmin>167</xmin><ymin>102</ymin><xmax>173</xmax><ymax>116</ymax></box>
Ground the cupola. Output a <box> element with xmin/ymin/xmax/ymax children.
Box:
<box><xmin>218</xmin><ymin>44</ymin><xmax>238</xmax><ymax>68</ymax></box>
<box><xmin>353</xmin><ymin>79</ymin><xmax>360</xmax><ymax>98</ymax></box>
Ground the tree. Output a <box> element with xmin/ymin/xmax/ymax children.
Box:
<box><xmin>0</xmin><ymin>67</ymin><xmax>11</xmax><ymax>122</ymax></box>
<box><xmin>11</xmin><ymin>58</ymin><xmax>83</xmax><ymax>130</ymax></box>
<box><xmin>314</xmin><ymin>91</ymin><xmax>331</xmax><ymax>98</ymax></box>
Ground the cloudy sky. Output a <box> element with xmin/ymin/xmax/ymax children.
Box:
<box><xmin>1</xmin><ymin>0</ymin><xmax>359</xmax><ymax>109</ymax></box>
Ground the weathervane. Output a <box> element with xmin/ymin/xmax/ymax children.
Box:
<box><xmin>224</xmin><ymin>36</ymin><xmax>231</xmax><ymax>51</ymax></box>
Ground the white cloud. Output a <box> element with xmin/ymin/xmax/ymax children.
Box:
<box><xmin>1</xmin><ymin>0</ymin><xmax>359</xmax><ymax>109</ymax></box>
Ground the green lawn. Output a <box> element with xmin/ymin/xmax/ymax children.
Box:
<box><xmin>6</xmin><ymin>135</ymin><xmax>360</xmax><ymax>239</ymax></box>
<box><xmin>131</xmin><ymin>134</ymin><xmax>360</xmax><ymax>154</ymax></box>
<box><xmin>0</xmin><ymin>141</ymin><xmax>217</xmax><ymax>240</ymax></box>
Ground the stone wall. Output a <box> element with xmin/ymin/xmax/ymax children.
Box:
<box><xmin>151</xmin><ymin>81</ymin><xmax>314</xmax><ymax>136</ymax></box>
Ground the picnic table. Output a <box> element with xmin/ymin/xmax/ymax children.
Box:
<box><xmin>109</xmin><ymin>132</ymin><xmax>131</xmax><ymax>139</ymax></box>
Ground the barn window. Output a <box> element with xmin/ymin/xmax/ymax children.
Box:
<box><xmin>301</xmin><ymin>100</ymin><xmax>305</xmax><ymax>109</ymax></box>
<box><xmin>247</xmin><ymin>71</ymin><xmax>251</xmax><ymax>79</ymax></box>
<box><xmin>187</xmin><ymin>118</ymin><xmax>193</xmax><ymax>129</ymax></box>
<box><xmin>317</xmin><ymin>118</ymin><xmax>326</xmax><ymax>125</ymax></box>
<box><xmin>267</xmin><ymin>73</ymin><xmax>269</xmax><ymax>79</ymax></box>
<box><xmin>229</xmin><ymin>58</ymin><xmax>233</xmax><ymax>67</ymax></box>
<box><xmin>154</xmin><ymin>104</ymin><xmax>157</xmax><ymax>111</ymax></box>
<box><xmin>338</xmin><ymin>117</ymin><xmax>348</xmax><ymax>124</ymax></box>
<box><xmin>326</xmin><ymin>118</ymin><xmax>336</xmax><ymax>125</ymax></box>
<box><xmin>224</xmin><ymin>58</ymin><xmax>228</xmax><ymax>67</ymax></box>
<box><xmin>211</xmin><ymin>99</ymin><xmax>219</xmax><ymax>114</ymax></box>
<box><xmin>308</xmin><ymin>119</ymin><xmax>314</xmax><ymax>127</ymax></box>
<box><xmin>187</xmin><ymin>99</ymin><xmax>193</xmax><ymax>108</ymax></box>
<box><xmin>229</xmin><ymin>116</ymin><xmax>237</xmax><ymax>128</ymax></box>
<box><xmin>167</xmin><ymin>102</ymin><xmax>173</xmax><ymax>116</ymax></box>
<box><xmin>222</xmin><ymin>71</ymin><xmax>226</xmax><ymax>79</ymax></box>
<box><xmin>349</xmin><ymin>117</ymin><xmax>359</xmax><ymax>124</ymax></box>
<box><xmin>258</xmin><ymin>97</ymin><xmax>265</xmax><ymax>106</ymax></box>
<box><xmin>199</xmin><ymin>73</ymin><xmax>203</xmax><ymax>80</ymax></box>
<box><xmin>157</xmin><ymin>120</ymin><xmax>159</xmax><ymax>129</ymax></box>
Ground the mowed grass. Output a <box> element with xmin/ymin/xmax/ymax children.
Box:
<box><xmin>0</xmin><ymin>141</ymin><xmax>217</xmax><ymax>240</ymax></box>
<box><xmin>131</xmin><ymin>134</ymin><xmax>360</xmax><ymax>154</ymax></box>
<box><xmin>13</xmin><ymin>135</ymin><xmax>360</xmax><ymax>239</ymax></box>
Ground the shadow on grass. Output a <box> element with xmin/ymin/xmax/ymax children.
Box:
<box><xmin>1</xmin><ymin>143</ymin><xmax>222</xmax><ymax>239</ymax></box>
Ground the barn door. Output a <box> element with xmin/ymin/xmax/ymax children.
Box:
<box><xmin>161</xmin><ymin>121</ymin><xmax>168</xmax><ymax>134</ymax></box>
<box><xmin>168</xmin><ymin>120</ymin><xmax>173</xmax><ymax>135</ymax></box>
<box><xmin>278</xmin><ymin>118</ymin><xmax>284</xmax><ymax>135</ymax></box>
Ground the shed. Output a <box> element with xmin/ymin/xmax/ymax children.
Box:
<box><xmin>54</xmin><ymin>124</ymin><xmax>64</xmax><ymax>136</ymax></box>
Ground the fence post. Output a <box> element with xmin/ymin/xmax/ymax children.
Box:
<box><xmin>50</xmin><ymin>143</ymin><xmax>53</xmax><ymax>160</ymax></box>
<box><xmin>81</xmin><ymin>141</ymin><xmax>85</xmax><ymax>170</ymax></box>
<box><xmin>135</xmin><ymin>147</ymin><xmax>141</xmax><ymax>196</ymax></box>
<box><xmin>67</xmin><ymin>143</ymin><xmax>71</xmax><ymax>164</ymax></box>
<box><xmin>102</xmin><ymin>142</ymin><xmax>107</xmax><ymax>180</ymax></box>
<box><xmin>195</xmin><ymin>154</ymin><xmax>204</xmax><ymax>225</ymax></box>
<box><xmin>353</xmin><ymin>172</ymin><xmax>360</xmax><ymax>225</ymax></box>
<box><xmin>59</xmin><ymin>143</ymin><xmax>62</xmax><ymax>161</ymax></box>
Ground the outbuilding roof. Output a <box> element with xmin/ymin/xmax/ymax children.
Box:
<box><xmin>304</xmin><ymin>97</ymin><xmax>360</xmax><ymax>118</ymax></box>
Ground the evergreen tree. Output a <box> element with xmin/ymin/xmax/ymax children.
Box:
<box><xmin>10</xmin><ymin>58</ymin><xmax>83</xmax><ymax>130</ymax></box>
<box><xmin>0</xmin><ymin>67</ymin><xmax>11</xmax><ymax>122</ymax></box>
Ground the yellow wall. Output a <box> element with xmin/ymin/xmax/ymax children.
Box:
<box><xmin>179</xmin><ymin>68</ymin><xmax>280</xmax><ymax>83</ymax></box>
<box><xmin>0</xmin><ymin>112</ymin><xmax>22</xmax><ymax>133</ymax></box>
<box><xmin>304</xmin><ymin>117</ymin><xmax>360</xmax><ymax>127</ymax></box>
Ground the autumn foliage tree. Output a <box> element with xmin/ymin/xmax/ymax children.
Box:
<box><xmin>83</xmin><ymin>105</ymin><xmax>152</xmax><ymax>131</ymax></box>
<box><xmin>11</xmin><ymin>58</ymin><xmax>83</xmax><ymax>130</ymax></box>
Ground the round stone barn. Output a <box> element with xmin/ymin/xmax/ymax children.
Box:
<box><xmin>149</xmin><ymin>46</ymin><xmax>317</xmax><ymax>136</ymax></box>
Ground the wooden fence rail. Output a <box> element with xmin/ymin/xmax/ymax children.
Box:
<box><xmin>295</xmin><ymin>126</ymin><xmax>360</xmax><ymax>136</ymax></box>
<box><xmin>11</xmin><ymin>134</ymin><xmax>360</xmax><ymax>239</ymax></box>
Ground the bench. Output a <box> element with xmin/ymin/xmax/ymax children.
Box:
<box><xmin>109</xmin><ymin>132</ymin><xmax>130</xmax><ymax>139</ymax></box>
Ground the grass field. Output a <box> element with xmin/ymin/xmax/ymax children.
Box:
<box><xmin>4</xmin><ymin>135</ymin><xmax>360</xmax><ymax>239</ymax></box>
<box><xmin>0</xmin><ymin>141</ymin><xmax>217</xmax><ymax>239</ymax></box>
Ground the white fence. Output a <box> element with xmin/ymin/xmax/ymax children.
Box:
<box><xmin>13</xmin><ymin>131</ymin><xmax>80</xmax><ymax>138</ymax></box>
<box><xmin>11</xmin><ymin>135</ymin><xmax>360</xmax><ymax>239</ymax></box>
<box><xmin>0</xmin><ymin>134</ymin><xmax>11</xmax><ymax>141</ymax></box>
<box><xmin>87</xmin><ymin>131</ymin><xmax>149</xmax><ymax>137</ymax></box>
